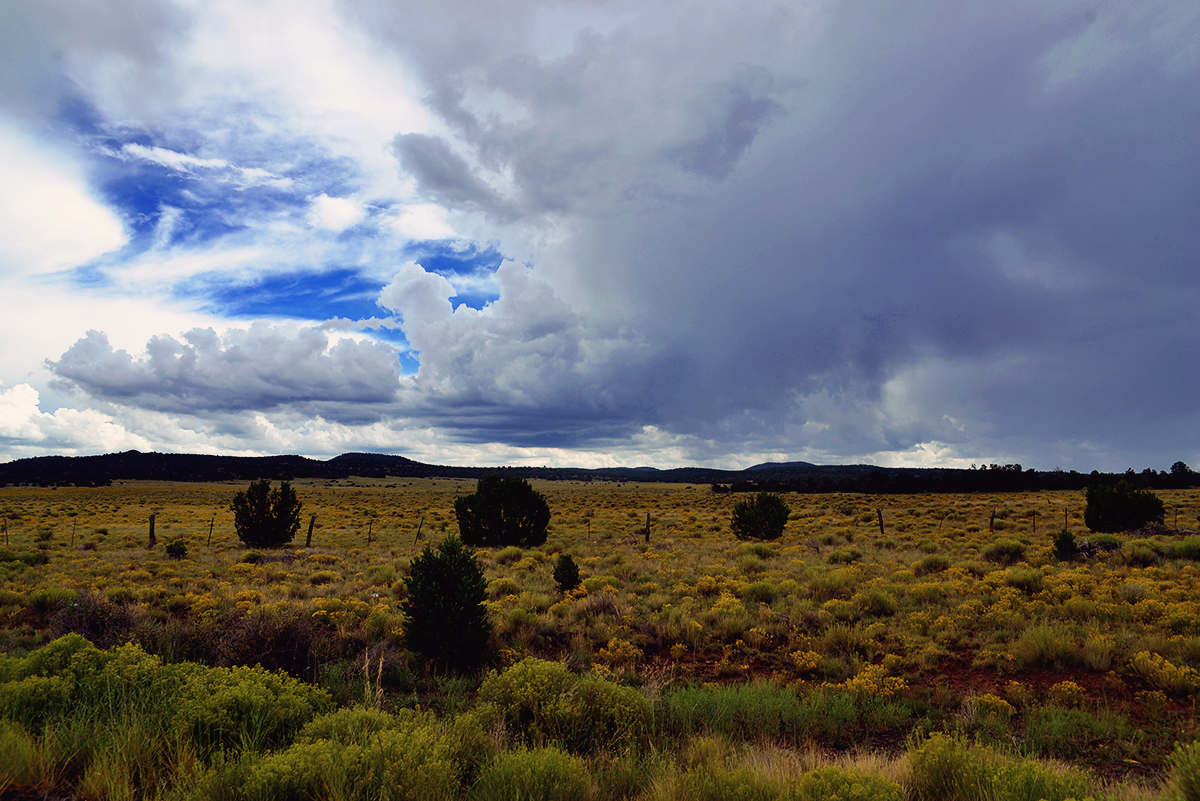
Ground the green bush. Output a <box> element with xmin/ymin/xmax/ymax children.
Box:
<box><xmin>245</xmin><ymin>713</ymin><xmax>463</xmax><ymax>801</ymax></box>
<box><xmin>743</xmin><ymin>581</ymin><xmax>779</xmax><ymax>604</ymax></box>
<box><xmin>402</xmin><ymin>536</ymin><xmax>493</xmax><ymax>673</ymax></box>
<box><xmin>730</xmin><ymin>493</ymin><xmax>790</xmax><ymax>541</ymax></box>
<box><xmin>553</xmin><ymin>553</ymin><xmax>580</xmax><ymax>592</ymax></box>
<box><xmin>907</xmin><ymin>732</ymin><xmax>1094</xmax><ymax>801</ymax></box>
<box><xmin>478</xmin><ymin>658</ymin><xmax>650</xmax><ymax>754</ymax></box>
<box><xmin>165</xmin><ymin>540</ymin><xmax>188</xmax><ymax>560</ymax></box>
<box><xmin>178</xmin><ymin>662</ymin><xmax>333</xmax><ymax>754</ymax></box>
<box><xmin>675</xmin><ymin>765</ymin><xmax>780</xmax><ymax>801</ymax></box>
<box><xmin>470</xmin><ymin>747</ymin><xmax>590</xmax><ymax>801</ymax></box>
<box><xmin>1167</xmin><ymin>536</ymin><xmax>1200</xmax><ymax>561</ymax></box>
<box><xmin>454</xmin><ymin>474</ymin><xmax>551</xmax><ymax>548</ymax></box>
<box><xmin>793</xmin><ymin>766</ymin><xmax>904</xmax><ymax>801</ymax></box>
<box><xmin>913</xmin><ymin>554</ymin><xmax>951</xmax><ymax>576</ymax></box>
<box><xmin>231</xmin><ymin>479</ymin><xmax>302</xmax><ymax>548</ymax></box>
<box><xmin>983</xmin><ymin>538</ymin><xmax>1027</xmax><ymax>564</ymax></box>
<box><xmin>1084</xmin><ymin>481</ymin><xmax>1165</xmax><ymax>533</ymax></box>
<box><xmin>1005</xmin><ymin>567</ymin><xmax>1044</xmax><ymax>595</ymax></box>
<box><xmin>1169</xmin><ymin>739</ymin><xmax>1200</xmax><ymax>801</ymax></box>
<box><xmin>853</xmin><ymin>588</ymin><xmax>898</xmax><ymax>617</ymax></box>
<box><xmin>0</xmin><ymin>549</ymin><xmax>49</xmax><ymax>567</ymax></box>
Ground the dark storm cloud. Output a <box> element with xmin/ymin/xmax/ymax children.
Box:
<box><xmin>354</xmin><ymin>0</ymin><xmax>1200</xmax><ymax>467</ymax></box>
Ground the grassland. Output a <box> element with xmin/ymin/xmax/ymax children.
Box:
<box><xmin>0</xmin><ymin>479</ymin><xmax>1198</xmax><ymax>799</ymax></box>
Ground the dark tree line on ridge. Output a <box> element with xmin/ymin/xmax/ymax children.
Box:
<box><xmin>0</xmin><ymin>450</ymin><xmax>1196</xmax><ymax>495</ymax></box>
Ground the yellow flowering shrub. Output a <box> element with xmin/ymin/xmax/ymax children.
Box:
<box><xmin>597</xmin><ymin>637</ymin><xmax>643</xmax><ymax>666</ymax></box>
<box><xmin>1130</xmin><ymin>651</ymin><xmax>1200</xmax><ymax>695</ymax></box>
<box><xmin>1046</xmin><ymin>680</ymin><xmax>1085</xmax><ymax>708</ymax></box>
<box><xmin>829</xmin><ymin>664</ymin><xmax>907</xmax><ymax>700</ymax></box>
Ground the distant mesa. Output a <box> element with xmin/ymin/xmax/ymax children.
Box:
<box><xmin>746</xmin><ymin>461</ymin><xmax>816</xmax><ymax>471</ymax></box>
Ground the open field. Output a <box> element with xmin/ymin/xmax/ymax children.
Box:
<box><xmin>0</xmin><ymin>479</ymin><xmax>1198</xmax><ymax>799</ymax></box>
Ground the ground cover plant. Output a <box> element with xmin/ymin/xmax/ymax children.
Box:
<box><xmin>0</xmin><ymin>478</ymin><xmax>1197</xmax><ymax>798</ymax></box>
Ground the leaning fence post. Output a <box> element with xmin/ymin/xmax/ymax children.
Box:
<box><xmin>366</xmin><ymin>519</ymin><xmax>373</xmax><ymax>545</ymax></box>
<box><xmin>306</xmin><ymin>513</ymin><xmax>317</xmax><ymax>548</ymax></box>
<box><xmin>208</xmin><ymin>514</ymin><xmax>215</xmax><ymax>546</ymax></box>
<box><xmin>414</xmin><ymin>516</ymin><xmax>424</xmax><ymax>543</ymax></box>
<box><xmin>876</xmin><ymin>508</ymin><xmax>885</xmax><ymax>538</ymax></box>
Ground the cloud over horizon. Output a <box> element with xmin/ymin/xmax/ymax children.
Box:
<box><xmin>0</xmin><ymin>0</ymin><xmax>1197</xmax><ymax>471</ymax></box>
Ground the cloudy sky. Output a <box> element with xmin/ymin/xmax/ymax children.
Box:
<box><xmin>0</xmin><ymin>0</ymin><xmax>1196</xmax><ymax>471</ymax></box>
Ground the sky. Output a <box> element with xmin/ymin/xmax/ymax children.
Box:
<box><xmin>0</xmin><ymin>0</ymin><xmax>1197</xmax><ymax>472</ymax></box>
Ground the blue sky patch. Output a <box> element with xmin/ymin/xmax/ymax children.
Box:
<box><xmin>185</xmin><ymin>267</ymin><xmax>383</xmax><ymax>321</ymax></box>
<box><xmin>405</xmin><ymin>239</ymin><xmax>505</xmax><ymax>310</ymax></box>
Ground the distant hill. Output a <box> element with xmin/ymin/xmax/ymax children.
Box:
<box><xmin>0</xmin><ymin>451</ymin><xmax>1195</xmax><ymax>494</ymax></box>
<box><xmin>746</xmin><ymin>461</ymin><xmax>816</xmax><ymax>471</ymax></box>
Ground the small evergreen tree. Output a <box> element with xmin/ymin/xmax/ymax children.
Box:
<box><xmin>554</xmin><ymin>553</ymin><xmax>581</xmax><ymax>592</ymax></box>
<box><xmin>730</xmin><ymin>492</ymin><xmax>790</xmax><ymax>540</ymax></box>
<box><xmin>231</xmin><ymin>479</ymin><xmax>303</xmax><ymax>548</ymax></box>
<box><xmin>1052</xmin><ymin>528</ymin><xmax>1077</xmax><ymax>561</ymax></box>
<box><xmin>402</xmin><ymin>535</ymin><xmax>492</xmax><ymax>672</ymax></box>
<box><xmin>454</xmin><ymin>473</ymin><xmax>551</xmax><ymax>547</ymax></box>
<box><xmin>1084</xmin><ymin>481</ymin><xmax>1165</xmax><ymax>533</ymax></box>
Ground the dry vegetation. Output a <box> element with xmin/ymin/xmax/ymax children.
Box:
<box><xmin>1</xmin><ymin>479</ymin><xmax>1198</xmax><ymax>799</ymax></box>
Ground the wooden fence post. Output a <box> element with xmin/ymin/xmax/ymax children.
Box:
<box><xmin>645</xmin><ymin>512</ymin><xmax>650</xmax><ymax>543</ymax></box>
<box><xmin>306</xmin><ymin>514</ymin><xmax>317</xmax><ymax>548</ymax></box>
<box><xmin>147</xmin><ymin>513</ymin><xmax>156</xmax><ymax>549</ymax></box>
<box><xmin>366</xmin><ymin>519</ymin><xmax>373</xmax><ymax>545</ymax></box>
<box><xmin>876</xmin><ymin>508</ymin><xmax>885</xmax><ymax>537</ymax></box>
<box><xmin>208</xmin><ymin>514</ymin><xmax>215</xmax><ymax>546</ymax></box>
<box><xmin>989</xmin><ymin>507</ymin><xmax>997</xmax><ymax>535</ymax></box>
<box><xmin>414</xmin><ymin>516</ymin><xmax>424</xmax><ymax>543</ymax></box>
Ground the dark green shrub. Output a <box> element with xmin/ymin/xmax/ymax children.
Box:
<box><xmin>553</xmin><ymin>554</ymin><xmax>580</xmax><ymax>592</ymax></box>
<box><xmin>165</xmin><ymin>541</ymin><xmax>187</xmax><ymax>560</ymax></box>
<box><xmin>402</xmin><ymin>535</ymin><xmax>492</xmax><ymax>673</ymax></box>
<box><xmin>1084</xmin><ymin>481</ymin><xmax>1165</xmax><ymax>533</ymax></box>
<box><xmin>231</xmin><ymin>479</ymin><xmax>302</xmax><ymax>548</ymax></box>
<box><xmin>1052</xmin><ymin>528</ymin><xmax>1076</xmax><ymax>561</ymax></box>
<box><xmin>454</xmin><ymin>474</ymin><xmax>551</xmax><ymax>548</ymax></box>
<box><xmin>730</xmin><ymin>492</ymin><xmax>790</xmax><ymax>541</ymax></box>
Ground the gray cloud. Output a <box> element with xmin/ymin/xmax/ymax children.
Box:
<box><xmin>357</xmin><ymin>0</ymin><xmax>1200</xmax><ymax>468</ymax></box>
<box><xmin>6</xmin><ymin>0</ymin><xmax>1198</xmax><ymax>470</ymax></box>
<box><xmin>392</xmin><ymin>133</ymin><xmax>520</xmax><ymax>221</ymax></box>
<box><xmin>0</xmin><ymin>0</ymin><xmax>187</xmax><ymax>119</ymax></box>
<box><xmin>48</xmin><ymin>326</ymin><xmax>401</xmax><ymax>424</ymax></box>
